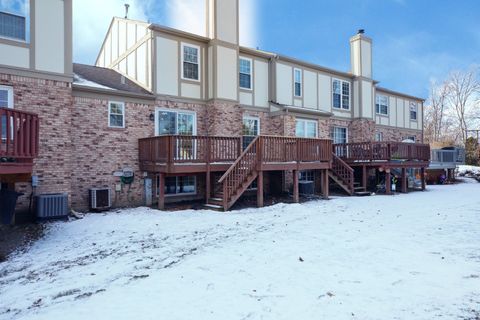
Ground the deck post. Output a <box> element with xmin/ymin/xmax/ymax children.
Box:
<box><xmin>158</xmin><ymin>173</ymin><xmax>165</xmax><ymax>210</ymax></box>
<box><xmin>385</xmin><ymin>169</ymin><xmax>392</xmax><ymax>195</ymax></box>
<box><xmin>293</xmin><ymin>170</ymin><xmax>299</xmax><ymax>203</ymax></box>
<box><xmin>362</xmin><ymin>165</ymin><xmax>367</xmax><ymax>189</ymax></box>
<box><xmin>401</xmin><ymin>168</ymin><xmax>407</xmax><ymax>193</ymax></box>
<box><xmin>323</xmin><ymin>169</ymin><xmax>329</xmax><ymax>199</ymax></box>
<box><xmin>205</xmin><ymin>172</ymin><xmax>211</xmax><ymax>203</ymax></box>
<box><xmin>421</xmin><ymin>167</ymin><xmax>426</xmax><ymax>190</ymax></box>
<box><xmin>257</xmin><ymin>171</ymin><xmax>264</xmax><ymax>207</ymax></box>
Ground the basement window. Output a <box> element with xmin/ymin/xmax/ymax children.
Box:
<box><xmin>376</xmin><ymin>95</ymin><xmax>389</xmax><ymax>115</ymax></box>
<box><xmin>182</xmin><ymin>43</ymin><xmax>200</xmax><ymax>81</ymax></box>
<box><xmin>108</xmin><ymin>101</ymin><xmax>125</xmax><ymax>128</ymax></box>
<box><xmin>156</xmin><ymin>176</ymin><xmax>196</xmax><ymax>196</ymax></box>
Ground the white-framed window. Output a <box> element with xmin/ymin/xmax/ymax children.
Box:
<box><xmin>333</xmin><ymin>79</ymin><xmax>350</xmax><ymax>110</ymax></box>
<box><xmin>239</xmin><ymin>57</ymin><xmax>252</xmax><ymax>90</ymax></box>
<box><xmin>295</xmin><ymin>119</ymin><xmax>318</xmax><ymax>138</ymax></box>
<box><xmin>108</xmin><ymin>101</ymin><xmax>125</xmax><ymax>128</ymax></box>
<box><xmin>375</xmin><ymin>95</ymin><xmax>389</xmax><ymax>115</ymax></box>
<box><xmin>156</xmin><ymin>175</ymin><xmax>197</xmax><ymax>196</ymax></box>
<box><xmin>181</xmin><ymin>43</ymin><xmax>200</xmax><ymax>81</ymax></box>
<box><xmin>410</xmin><ymin>102</ymin><xmax>418</xmax><ymax>121</ymax></box>
<box><xmin>299</xmin><ymin>170</ymin><xmax>315</xmax><ymax>182</ymax></box>
<box><xmin>331</xmin><ymin>126</ymin><xmax>348</xmax><ymax>144</ymax></box>
<box><xmin>155</xmin><ymin>108</ymin><xmax>197</xmax><ymax>136</ymax></box>
<box><xmin>0</xmin><ymin>85</ymin><xmax>13</xmax><ymax>108</ymax></box>
<box><xmin>242</xmin><ymin>115</ymin><xmax>260</xmax><ymax>149</ymax></box>
<box><xmin>405</xmin><ymin>136</ymin><xmax>416</xmax><ymax>142</ymax></box>
<box><xmin>0</xmin><ymin>6</ymin><xmax>28</xmax><ymax>42</ymax></box>
<box><xmin>294</xmin><ymin>68</ymin><xmax>302</xmax><ymax>97</ymax></box>
<box><xmin>375</xmin><ymin>132</ymin><xmax>383</xmax><ymax>142</ymax></box>
<box><xmin>0</xmin><ymin>85</ymin><xmax>14</xmax><ymax>141</ymax></box>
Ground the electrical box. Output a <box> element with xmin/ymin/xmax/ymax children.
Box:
<box><xmin>121</xmin><ymin>168</ymin><xmax>134</xmax><ymax>184</ymax></box>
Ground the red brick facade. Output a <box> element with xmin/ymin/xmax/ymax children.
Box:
<box><xmin>0</xmin><ymin>73</ymin><xmax>423</xmax><ymax>212</ymax></box>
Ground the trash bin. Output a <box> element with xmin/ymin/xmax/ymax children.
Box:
<box><xmin>0</xmin><ymin>189</ymin><xmax>23</xmax><ymax>225</ymax></box>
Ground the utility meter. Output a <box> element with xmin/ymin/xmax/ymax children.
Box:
<box><xmin>121</xmin><ymin>168</ymin><xmax>134</xmax><ymax>184</ymax></box>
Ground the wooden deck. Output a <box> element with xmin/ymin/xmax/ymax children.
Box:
<box><xmin>139</xmin><ymin>135</ymin><xmax>332</xmax><ymax>174</ymax></box>
<box><xmin>0</xmin><ymin>108</ymin><xmax>39</xmax><ymax>176</ymax></box>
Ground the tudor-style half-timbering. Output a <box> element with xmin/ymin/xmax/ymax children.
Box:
<box><xmin>0</xmin><ymin>0</ymin><xmax>72</xmax><ymax>76</ymax></box>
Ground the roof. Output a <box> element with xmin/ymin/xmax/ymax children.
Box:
<box><xmin>73</xmin><ymin>63</ymin><xmax>153</xmax><ymax>96</ymax></box>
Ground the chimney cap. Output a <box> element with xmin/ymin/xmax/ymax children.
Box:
<box><xmin>358</xmin><ymin>29</ymin><xmax>365</xmax><ymax>34</ymax></box>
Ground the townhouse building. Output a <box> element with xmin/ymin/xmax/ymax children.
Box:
<box><xmin>0</xmin><ymin>0</ymin><xmax>429</xmax><ymax>215</ymax></box>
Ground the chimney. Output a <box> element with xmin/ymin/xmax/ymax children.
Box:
<box><xmin>206</xmin><ymin>0</ymin><xmax>239</xmax><ymax>45</ymax></box>
<box><xmin>350</xmin><ymin>29</ymin><xmax>372</xmax><ymax>78</ymax></box>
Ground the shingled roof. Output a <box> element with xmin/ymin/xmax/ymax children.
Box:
<box><xmin>73</xmin><ymin>63</ymin><xmax>153</xmax><ymax>96</ymax></box>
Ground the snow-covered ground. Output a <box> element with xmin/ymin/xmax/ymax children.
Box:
<box><xmin>1</xmin><ymin>180</ymin><xmax>480</xmax><ymax>320</ymax></box>
<box><xmin>458</xmin><ymin>165</ymin><xmax>480</xmax><ymax>176</ymax></box>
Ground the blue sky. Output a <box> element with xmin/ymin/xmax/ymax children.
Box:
<box><xmin>4</xmin><ymin>0</ymin><xmax>478</xmax><ymax>99</ymax></box>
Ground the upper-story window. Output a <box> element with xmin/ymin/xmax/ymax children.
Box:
<box><xmin>108</xmin><ymin>101</ymin><xmax>125</xmax><ymax>128</ymax></box>
<box><xmin>376</xmin><ymin>95</ymin><xmax>389</xmax><ymax>115</ymax></box>
<box><xmin>410</xmin><ymin>102</ymin><xmax>418</xmax><ymax>121</ymax></box>
<box><xmin>375</xmin><ymin>132</ymin><xmax>383</xmax><ymax>142</ymax></box>
<box><xmin>0</xmin><ymin>86</ymin><xmax>13</xmax><ymax>108</ymax></box>
<box><xmin>294</xmin><ymin>69</ymin><xmax>302</xmax><ymax>97</ymax></box>
<box><xmin>333</xmin><ymin>79</ymin><xmax>350</xmax><ymax>110</ymax></box>
<box><xmin>182</xmin><ymin>43</ymin><xmax>200</xmax><ymax>81</ymax></box>
<box><xmin>239</xmin><ymin>58</ymin><xmax>252</xmax><ymax>90</ymax></box>
<box><xmin>0</xmin><ymin>1</ymin><xmax>29</xmax><ymax>42</ymax></box>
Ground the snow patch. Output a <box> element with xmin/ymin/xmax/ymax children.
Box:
<box><xmin>73</xmin><ymin>73</ymin><xmax>113</xmax><ymax>90</ymax></box>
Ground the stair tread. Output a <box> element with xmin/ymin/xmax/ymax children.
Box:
<box><xmin>203</xmin><ymin>204</ymin><xmax>224</xmax><ymax>210</ymax></box>
<box><xmin>354</xmin><ymin>191</ymin><xmax>372</xmax><ymax>196</ymax></box>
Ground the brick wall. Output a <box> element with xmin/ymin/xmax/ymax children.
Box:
<box><xmin>375</xmin><ymin>125</ymin><xmax>423</xmax><ymax>143</ymax></box>
<box><xmin>0</xmin><ymin>73</ymin><xmax>73</xmax><ymax>211</ymax></box>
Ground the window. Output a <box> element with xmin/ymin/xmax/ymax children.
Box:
<box><xmin>0</xmin><ymin>86</ymin><xmax>13</xmax><ymax>141</ymax></box>
<box><xmin>156</xmin><ymin>109</ymin><xmax>196</xmax><ymax>136</ymax></box>
<box><xmin>0</xmin><ymin>9</ymin><xmax>27</xmax><ymax>41</ymax></box>
<box><xmin>0</xmin><ymin>86</ymin><xmax>13</xmax><ymax>108</ymax></box>
<box><xmin>376</xmin><ymin>95</ymin><xmax>389</xmax><ymax>115</ymax></box>
<box><xmin>295</xmin><ymin>119</ymin><xmax>317</xmax><ymax>138</ymax></box>
<box><xmin>242</xmin><ymin>116</ymin><xmax>259</xmax><ymax>149</ymax></box>
<box><xmin>239</xmin><ymin>58</ymin><xmax>252</xmax><ymax>89</ymax></box>
<box><xmin>108</xmin><ymin>101</ymin><xmax>125</xmax><ymax>128</ymax></box>
<box><xmin>405</xmin><ymin>136</ymin><xmax>416</xmax><ymax>142</ymax></box>
<box><xmin>157</xmin><ymin>175</ymin><xmax>196</xmax><ymax>196</ymax></box>
<box><xmin>294</xmin><ymin>69</ymin><xmax>302</xmax><ymax>97</ymax></box>
<box><xmin>182</xmin><ymin>43</ymin><xmax>200</xmax><ymax>81</ymax></box>
<box><xmin>299</xmin><ymin>170</ymin><xmax>314</xmax><ymax>182</ymax></box>
<box><xmin>331</xmin><ymin>127</ymin><xmax>347</xmax><ymax>144</ymax></box>
<box><xmin>410</xmin><ymin>102</ymin><xmax>417</xmax><ymax>121</ymax></box>
<box><xmin>375</xmin><ymin>132</ymin><xmax>383</xmax><ymax>142</ymax></box>
<box><xmin>333</xmin><ymin>79</ymin><xmax>350</xmax><ymax>109</ymax></box>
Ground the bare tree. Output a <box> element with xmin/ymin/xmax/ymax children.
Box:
<box><xmin>424</xmin><ymin>80</ymin><xmax>450</xmax><ymax>143</ymax></box>
<box><xmin>447</xmin><ymin>67</ymin><xmax>480</xmax><ymax>145</ymax></box>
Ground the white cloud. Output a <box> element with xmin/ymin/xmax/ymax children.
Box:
<box><xmin>73</xmin><ymin>0</ymin><xmax>152</xmax><ymax>64</ymax></box>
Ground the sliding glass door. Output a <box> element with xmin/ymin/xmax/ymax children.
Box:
<box><xmin>156</xmin><ymin>109</ymin><xmax>197</xmax><ymax>160</ymax></box>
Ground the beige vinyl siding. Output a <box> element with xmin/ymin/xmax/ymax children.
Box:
<box><xmin>361</xmin><ymin>81</ymin><xmax>373</xmax><ymax>118</ymax></box>
<box><xmin>276</xmin><ymin>63</ymin><xmax>293</xmax><ymax>105</ymax></box>
<box><xmin>0</xmin><ymin>43</ymin><xmax>29</xmax><ymax>68</ymax></box>
<box><xmin>303</xmin><ymin>70</ymin><xmax>317</xmax><ymax>109</ymax></box>
<box><xmin>240</xmin><ymin>91</ymin><xmax>253</xmax><ymax>105</ymax></box>
<box><xmin>35</xmin><ymin>0</ymin><xmax>65</xmax><ymax>73</ymax></box>
<box><xmin>388</xmin><ymin>96</ymin><xmax>396</xmax><ymax>126</ymax></box>
<box><xmin>216</xmin><ymin>45</ymin><xmax>238</xmax><ymax>100</ymax></box>
<box><xmin>361</xmin><ymin>41</ymin><xmax>372</xmax><ymax>78</ymax></box>
<box><xmin>156</xmin><ymin>36</ymin><xmax>178</xmax><ymax>95</ymax></box>
<box><xmin>215</xmin><ymin>0</ymin><xmax>238</xmax><ymax>44</ymax></box>
<box><xmin>254</xmin><ymin>59</ymin><xmax>269</xmax><ymax>108</ymax></box>
<box><xmin>318</xmin><ymin>73</ymin><xmax>331</xmax><ymax>112</ymax></box>
<box><xmin>181</xmin><ymin>82</ymin><xmax>201</xmax><ymax>99</ymax></box>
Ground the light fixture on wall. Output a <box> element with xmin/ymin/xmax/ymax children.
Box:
<box><xmin>149</xmin><ymin>113</ymin><xmax>155</xmax><ymax>121</ymax></box>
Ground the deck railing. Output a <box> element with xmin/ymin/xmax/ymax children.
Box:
<box><xmin>333</xmin><ymin>141</ymin><xmax>430</xmax><ymax>162</ymax></box>
<box><xmin>0</xmin><ymin>108</ymin><xmax>39</xmax><ymax>160</ymax></box>
<box><xmin>139</xmin><ymin>135</ymin><xmax>333</xmax><ymax>167</ymax></box>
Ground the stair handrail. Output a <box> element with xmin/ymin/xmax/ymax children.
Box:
<box><xmin>218</xmin><ymin>136</ymin><xmax>260</xmax><ymax>184</ymax></box>
<box><xmin>331</xmin><ymin>152</ymin><xmax>354</xmax><ymax>194</ymax></box>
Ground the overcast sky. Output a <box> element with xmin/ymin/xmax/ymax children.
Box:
<box><xmin>2</xmin><ymin>0</ymin><xmax>479</xmax><ymax>98</ymax></box>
